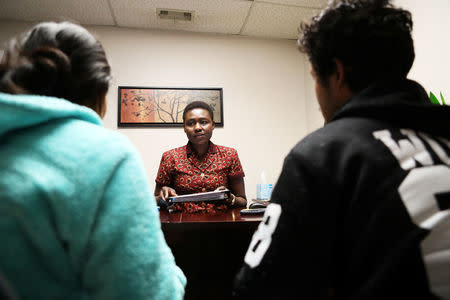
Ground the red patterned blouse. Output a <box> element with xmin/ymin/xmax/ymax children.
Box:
<box><xmin>155</xmin><ymin>142</ymin><xmax>245</xmax><ymax>195</ymax></box>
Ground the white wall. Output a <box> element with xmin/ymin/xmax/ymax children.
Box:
<box><xmin>99</xmin><ymin>27</ymin><xmax>311</xmax><ymax>201</ymax></box>
<box><xmin>0</xmin><ymin>21</ymin><xmax>312</xmax><ymax>201</ymax></box>
<box><xmin>395</xmin><ymin>0</ymin><xmax>450</xmax><ymax>102</ymax></box>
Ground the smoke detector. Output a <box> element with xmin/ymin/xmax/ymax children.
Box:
<box><xmin>157</xmin><ymin>8</ymin><xmax>194</xmax><ymax>21</ymax></box>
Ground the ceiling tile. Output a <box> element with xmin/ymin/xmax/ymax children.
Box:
<box><xmin>0</xmin><ymin>0</ymin><xmax>329</xmax><ymax>40</ymax></box>
<box><xmin>242</xmin><ymin>2</ymin><xmax>321</xmax><ymax>39</ymax></box>
<box><xmin>0</xmin><ymin>0</ymin><xmax>114</xmax><ymax>25</ymax></box>
<box><xmin>259</xmin><ymin>0</ymin><xmax>328</xmax><ymax>8</ymax></box>
<box><xmin>111</xmin><ymin>0</ymin><xmax>252</xmax><ymax>35</ymax></box>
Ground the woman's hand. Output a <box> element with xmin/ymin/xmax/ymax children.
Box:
<box><xmin>215</xmin><ymin>186</ymin><xmax>239</xmax><ymax>207</ymax></box>
<box><xmin>215</xmin><ymin>178</ymin><xmax>247</xmax><ymax>207</ymax></box>
<box><xmin>154</xmin><ymin>184</ymin><xmax>177</xmax><ymax>205</ymax></box>
<box><xmin>214</xmin><ymin>186</ymin><xmax>228</xmax><ymax>192</ymax></box>
<box><xmin>159</xmin><ymin>186</ymin><xmax>177</xmax><ymax>201</ymax></box>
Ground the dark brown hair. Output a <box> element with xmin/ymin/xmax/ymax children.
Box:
<box><xmin>183</xmin><ymin>101</ymin><xmax>214</xmax><ymax>123</ymax></box>
<box><xmin>298</xmin><ymin>0</ymin><xmax>414</xmax><ymax>92</ymax></box>
<box><xmin>0</xmin><ymin>22</ymin><xmax>111</xmax><ymax>116</ymax></box>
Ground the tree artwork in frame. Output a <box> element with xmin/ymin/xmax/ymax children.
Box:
<box><xmin>118</xmin><ymin>87</ymin><xmax>223</xmax><ymax>127</ymax></box>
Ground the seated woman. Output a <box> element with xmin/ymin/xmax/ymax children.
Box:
<box><xmin>0</xmin><ymin>21</ymin><xmax>185</xmax><ymax>299</ymax></box>
<box><xmin>155</xmin><ymin>101</ymin><xmax>247</xmax><ymax>211</ymax></box>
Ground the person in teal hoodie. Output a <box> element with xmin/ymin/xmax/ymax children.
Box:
<box><xmin>0</xmin><ymin>21</ymin><xmax>186</xmax><ymax>299</ymax></box>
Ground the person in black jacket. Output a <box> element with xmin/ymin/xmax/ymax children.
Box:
<box><xmin>233</xmin><ymin>0</ymin><xmax>450</xmax><ymax>299</ymax></box>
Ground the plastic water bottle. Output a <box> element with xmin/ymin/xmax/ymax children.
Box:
<box><xmin>256</xmin><ymin>171</ymin><xmax>273</xmax><ymax>200</ymax></box>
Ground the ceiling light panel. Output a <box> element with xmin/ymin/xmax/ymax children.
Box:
<box><xmin>111</xmin><ymin>0</ymin><xmax>252</xmax><ymax>35</ymax></box>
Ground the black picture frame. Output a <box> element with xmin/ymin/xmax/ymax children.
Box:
<box><xmin>118</xmin><ymin>86</ymin><xmax>223</xmax><ymax>127</ymax></box>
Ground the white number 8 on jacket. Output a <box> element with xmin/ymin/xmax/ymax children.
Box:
<box><xmin>244</xmin><ymin>203</ymin><xmax>282</xmax><ymax>268</ymax></box>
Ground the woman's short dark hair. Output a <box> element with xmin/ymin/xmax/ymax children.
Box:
<box><xmin>0</xmin><ymin>21</ymin><xmax>111</xmax><ymax>116</ymax></box>
<box><xmin>183</xmin><ymin>101</ymin><xmax>214</xmax><ymax>122</ymax></box>
<box><xmin>298</xmin><ymin>0</ymin><xmax>414</xmax><ymax>92</ymax></box>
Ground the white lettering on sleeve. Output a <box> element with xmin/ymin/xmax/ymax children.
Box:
<box><xmin>373</xmin><ymin>129</ymin><xmax>433</xmax><ymax>170</ymax></box>
<box><xmin>419</xmin><ymin>133</ymin><xmax>450</xmax><ymax>166</ymax></box>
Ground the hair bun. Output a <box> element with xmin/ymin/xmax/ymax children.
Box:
<box><xmin>26</xmin><ymin>46</ymin><xmax>71</xmax><ymax>97</ymax></box>
<box><xmin>1</xmin><ymin>21</ymin><xmax>111</xmax><ymax>116</ymax></box>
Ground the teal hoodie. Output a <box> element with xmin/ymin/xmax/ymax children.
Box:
<box><xmin>0</xmin><ymin>92</ymin><xmax>186</xmax><ymax>299</ymax></box>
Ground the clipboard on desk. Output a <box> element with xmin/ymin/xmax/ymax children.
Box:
<box><xmin>167</xmin><ymin>189</ymin><xmax>231</xmax><ymax>205</ymax></box>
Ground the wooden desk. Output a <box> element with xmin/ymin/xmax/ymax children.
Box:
<box><xmin>160</xmin><ymin>207</ymin><xmax>263</xmax><ymax>300</ymax></box>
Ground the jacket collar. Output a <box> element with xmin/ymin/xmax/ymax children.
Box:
<box><xmin>328</xmin><ymin>79</ymin><xmax>450</xmax><ymax>137</ymax></box>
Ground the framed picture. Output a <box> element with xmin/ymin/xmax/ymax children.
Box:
<box><xmin>118</xmin><ymin>86</ymin><xmax>223</xmax><ymax>127</ymax></box>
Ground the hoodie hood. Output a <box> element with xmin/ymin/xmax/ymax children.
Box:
<box><xmin>0</xmin><ymin>92</ymin><xmax>102</xmax><ymax>137</ymax></box>
<box><xmin>331</xmin><ymin>79</ymin><xmax>450</xmax><ymax>137</ymax></box>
